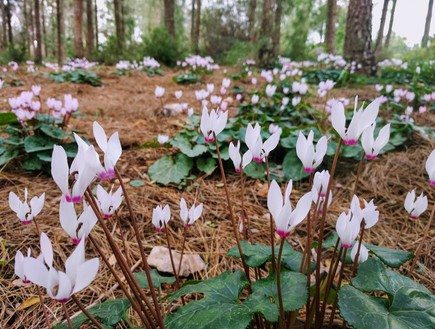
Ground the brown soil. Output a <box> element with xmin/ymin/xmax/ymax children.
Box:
<box><xmin>0</xmin><ymin>67</ymin><xmax>433</xmax><ymax>328</ymax></box>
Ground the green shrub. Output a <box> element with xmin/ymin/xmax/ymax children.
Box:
<box><xmin>141</xmin><ymin>27</ymin><xmax>183</xmax><ymax>67</ymax></box>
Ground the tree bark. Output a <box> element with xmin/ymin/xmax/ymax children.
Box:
<box><xmin>343</xmin><ymin>0</ymin><xmax>375</xmax><ymax>74</ymax></box>
<box><xmin>56</xmin><ymin>0</ymin><xmax>64</xmax><ymax>65</ymax></box>
<box><xmin>247</xmin><ymin>0</ymin><xmax>257</xmax><ymax>41</ymax></box>
<box><xmin>422</xmin><ymin>0</ymin><xmax>434</xmax><ymax>47</ymax></box>
<box><xmin>272</xmin><ymin>0</ymin><xmax>282</xmax><ymax>55</ymax></box>
<box><xmin>23</xmin><ymin>0</ymin><xmax>30</xmax><ymax>56</ymax></box>
<box><xmin>94</xmin><ymin>0</ymin><xmax>99</xmax><ymax>49</ymax></box>
<box><xmin>325</xmin><ymin>0</ymin><xmax>337</xmax><ymax>54</ymax></box>
<box><xmin>114</xmin><ymin>0</ymin><xmax>123</xmax><ymax>50</ymax></box>
<box><xmin>34</xmin><ymin>0</ymin><xmax>43</xmax><ymax>63</ymax></box>
<box><xmin>192</xmin><ymin>0</ymin><xmax>201</xmax><ymax>52</ymax></box>
<box><xmin>73</xmin><ymin>0</ymin><xmax>84</xmax><ymax>57</ymax></box>
<box><xmin>191</xmin><ymin>0</ymin><xmax>195</xmax><ymax>48</ymax></box>
<box><xmin>5</xmin><ymin>0</ymin><xmax>13</xmax><ymax>45</ymax></box>
<box><xmin>259</xmin><ymin>0</ymin><xmax>274</xmax><ymax>66</ymax></box>
<box><xmin>384</xmin><ymin>0</ymin><xmax>397</xmax><ymax>48</ymax></box>
<box><xmin>374</xmin><ymin>0</ymin><xmax>389</xmax><ymax>56</ymax></box>
<box><xmin>86</xmin><ymin>0</ymin><xmax>94</xmax><ymax>57</ymax></box>
<box><xmin>41</xmin><ymin>0</ymin><xmax>47</xmax><ymax>57</ymax></box>
<box><xmin>0</xmin><ymin>2</ymin><xmax>6</xmax><ymax>49</ymax></box>
<box><xmin>164</xmin><ymin>0</ymin><xmax>176</xmax><ymax>39</ymax></box>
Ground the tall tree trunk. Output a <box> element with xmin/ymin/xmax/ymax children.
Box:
<box><xmin>94</xmin><ymin>0</ymin><xmax>99</xmax><ymax>49</ymax></box>
<box><xmin>422</xmin><ymin>0</ymin><xmax>434</xmax><ymax>47</ymax></box>
<box><xmin>74</xmin><ymin>0</ymin><xmax>84</xmax><ymax>57</ymax></box>
<box><xmin>164</xmin><ymin>0</ymin><xmax>176</xmax><ymax>39</ymax></box>
<box><xmin>343</xmin><ymin>0</ymin><xmax>375</xmax><ymax>74</ymax></box>
<box><xmin>86</xmin><ymin>0</ymin><xmax>94</xmax><ymax>57</ymax></box>
<box><xmin>325</xmin><ymin>0</ymin><xmax>337</xmax><ymax>54</ymax></box>
<box><xmin>192</xmin><ymin>0</ymin><xmax>201</xmax><ymax>53</ymax></box>
<box><xmin>272</xmin><ymin>0</ymin><xmax>282</xmax><ymax>55</ymax></box>
<box><xmin>56</xmin><ymin>0</ymin><xmax>64</xmax><ymax>65</ymax></box>
<box><xmin>34</xmin><ymin>0</ymin><xmax>42</xmax><ymax>63</ymax></box>
<box><xmin>191</xmin><ymin>0</ymin><xmax>195</xmax><ymax>48</ymax></box>
<box><xmin>374</xmin><ymin>0</ymin><xmax>389</xmax><ymax>56</ymax></box>
<box><xmin>114</xmin><ymin>0</ymin><xmax>123</xmax><ymax>51</ymax></box>
<box><xmin>247</xmin><ymin>0</ymin><xmax>257</xmax><ymax>41</ymax></box>
<box><xmin>5</xmin><ymin>1</ymin><xmax>13</xmax><ymax>45</ymax></box>
<box><xmin>0</xmin><ymin>2</ymin><xmax>7</xmax><ymax>49</ymax></box>
<box><xmin>41</xmin><ymin>0</ymin><xmax>47</xmax><ymax>57</ymax></box>
<box><xmin>259</xmin><ymin>0</ymin><xmax>274</xmax><ymax>66</ymax></box>
<box><xmin>23</xmin><ymin>0</ymin><xmax>30</xmax><ymax>56</ymax></box>
<box><xmin>384</xmin><ymin>0</ymin><xmax>397</xmax><ymax>48</ymax></box>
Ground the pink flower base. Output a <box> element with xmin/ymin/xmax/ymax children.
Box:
<box><xmin>343</xmin><ymin>139</ymin><xmax>358</xmax><ymax>146</ymax></box>
<box><xmin>429</xmin><ymin>180</ymin><xmax>435</xmax><ymax>186</ymax></box>
<box><xmin>276</xmin><ymin>230</ymin><xmax>291</xmax><ymax>238</ymax></box>
<box><xmin>204</xmin><ymin>136</ymin><xmax>214</xmax><ymax>143</ymax></box>
<box><xmin>365</xmin><ymin>154</ymin><xmax>377</xmax><ymax>160</ymax></box>
<box><xmin>21</xmin><ymin>220</ymin><xmax>32</xmax><ymax>225</ymax></box>
<box><xmin>304</xmin><ymin>167</ymin><xmax>315</xmax><ymax>173</ymax></box>
<box><xmin>253</xmin><ymin>157</ymin><xmax>263</xmax><ymax>163</ymax></box>
<box><xmin>99</xmin><ymin>169</ymin><xmax>116</xmax><ymax>181</ymax></box>
<box><xmin>65</xmin><ymin>195</ymin><xmax>82</xmax><ymax>203</ymax></box>
<box><xmin>341</xmin><ymin>243</ymin><xmax>353</xmax><ymax>249</ymax></box>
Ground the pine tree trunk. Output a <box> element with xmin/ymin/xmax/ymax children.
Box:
<box><xmin>343</xmin><ymin>0</ymin><xmax>375</xmax><ymax>74</ymax></box>
<box><xmin>247</xmin><ymin>0</ymin><xmax>257</xmax><ymax>41</ymax></box>
<box><xmin>34</xmin><ymin>0</ymin><xmax>43</xmax><ymax>63</ymax></box>
<box><xmin>5</xmin><ymin>1</ymin><xmax>13</xmax><ymax>45</ymax></box>
<box><xmin>56</xmin><ymin>0</ymin><xmax>64</xmax><ymax>65</ymax></box>
<box><xmin>41</xmin><ymin>0</ymin><xmax>47</xmax><ymax>57</ymax></box>
<box><xmin>86</xmin><ymin>0</ymin><xmax>94</xmax><ymax>57</ymax></box>
<box><xmin>23</xmin><ymin>0</ymin><xmax>30</xmax><ymax>56</ymax></box>
<box><xmin>192</xmin><ymin>0</ymin><xmax>201</xmax><ymax>53</ymax></box>
<box><xmin>325</xmin><ymin>0</ymin><xmax>337</xmax><ymax>54</ymax></box>
<box><xmin>74</xmin><ymin>0</ymin><xmax>84</xmax><ymax>57</ymax></box>
<box><xmin>164</xmin><ymin>0</ymin><xmax>176</xmax><ymax>39</ymax></box>
<box><xmin>374</xmin><ymin>0</ymin><xmax>389</xmax><ymax>56</ymax></box>
<box><xmin>94</xmin><ymin>0</ymin><xmax>99</xmax><ymax>49</ymax></box>
<box><xmin>191</xmin><ymin>0</ymin><xmax>195</xmax><ymax>48</ymax></box>
<box><xmin>384</xmin><ymin>0</ymin><xmax>397</xmax><ymax>48</ymax></box>
<box><xmin>422</xmin><ymin>0</ymin><xmax>434</xmax><ymax>47</ymax></box>
<box><xmin>272</xmin><ymin>0</ymin><xmax>282</xmax><ymax>56</ymax></box>
<box><xmin>259</xmin><ymin>0</ymin><xmax>274</xmax><ymax>66</ymax></box>
<box><xmin>0</xmin><ymin>2</ymin><xmax>6</xmax><ymax>49</ymax></box>
<box><xmin>114</xmin><ymin>0</ymin><xmax>123</xmax><ymax>51</ymax></box>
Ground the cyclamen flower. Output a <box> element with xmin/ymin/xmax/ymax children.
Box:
<box><xmin>96</xmin><ymin>185</ymin><xmax>123</xmax><ymax>219</ymax></box>
<box><xmin>222</xmin><ymin>78</ymin><xmax>231</xmax><ymax>89</ymax></box>
<box><xmin>351</xmin><ymin>244</ymin><xmax>369</xmax><ymax>264</ymax></box>
<box><xmin>331</xmin><ymin>97</ymin><xmax>379</xmax><ymax>145</ymax></box>
<box><xmin>267</xmin><ymin>180</ymin><xmax>312</xmax><ymax>237</ymax></box>
<box><xmin>361</xmin><ymin>123</ymin><xmax>390</xmax><ymax>160</ymax></box>
<box><xmin>200</xmin><ymin>107</ymin><xmax>228</xmax><ymax>143</ymax></box>
<box><xmin>157</xmin><ymin>134</ymin><xmax>169</xmax><ymax>144</ymax></box>
<box><xmin>155</xmin><ymin>86</ymin><xmax>165</xmax><ymax>98</ymax></box>
<box><xmin>404</xmin><ymin>190</ymin><xmax>428</xmax><ymax>220</ymax></box>
<box><xmin>229</xmin><ymin>141</ymin><xmax>253</xmax><ymax>172</ymax></box>
<box><xmin>152</xmin><ymin>205</ymin><xmax>171</xmax><ymax>232</ymax></box>
<box><xmin>245</xmin><ymin>123</ymin><xmax>280</xmax><ymax>162</ymax></box>
<box><xmin>361</xmin><ymin>199</ymin><xmax>379</xmax><ymax>228</ymax></box>
<box><xmin>292</xmin><ymin>97</ymin><xmax>301</xmax><ymax>107</ymax></box>
<box><xmin>51</xmin><ymin>144</ymin><xmax>100</xmax><ymax>203</ymax></box>
<box><xmin>175</xmin><ymin>90</ymin><xmax>182</xmax><ymax>99</ymax></box>
<box><xmin>425</xmin><ymin>150</ymin><xmax>435</xmax><ymax>185</ymax></box>
<box><xmin>32</xmin><ymin>85</ymin><xmax>41</xmax><ymax>96</ymax></box>
<box><xmin>311</xmin><ymin>171</ymin><xmax>332</xmax><ymax>214</ymax></box>
<box><xmin>24</xmin><ymin>237</ymin><xmax>99</xmax><ymax>303</ymax></box>
<box><xmin>336</xmin><ymin>210</ymin><xmax>361</xmax><ymax>249</ymax></box>
<box><xmin>265</xmin><ymin>85</ymin><xmax>277</xmax><ymax>98</ymax></box>
<box><xmin>179</xmin><ymin>198</ymin><xmax>203</xmax><ymax>226</ymax></box>
<box><xmin>9</xmin><ymin>189</ymin><xmax>45</xmax><ymax>225</ymax></box>
<box><xmin>93</xmin><ymin>122</ymin><xmax>122</xmax><ymax>181</ymax></box>
<box><xmin>60</xmin><ymin>199</ymin><xmax>98</xmax><ymax>244</ymax></box>
<box><xmin>296</xmin><ymin>131</ymin><xmax>327</xmax><ymax>173</ymax></box>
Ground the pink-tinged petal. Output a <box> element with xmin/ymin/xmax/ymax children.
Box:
<box><xmin>289</xmin><ymin>192</ymin><xmax>313</xmax><ymax>229</ymax></box>
<box><xmin>23</xmin><ymin>257</ymin><xmax>49</xmax><ymax>287</ymax></box>
<box><xmin>40</xmin><ymin>232</ymin><xmax>53</xmax><ymax>268</ymax></box>
<box><xmin>112</xmin><ymin>186</ymin><xmax>123</xmax><ymax>209</ymax></box>
<box><xmin>242</xmin><ymin>150</ymin><xmax>253</xmax><ymax>168</ymax></box>
<box><xmin>336</xmin><ymin>212</ymin><xmax>349</xmax><ymax>241</ymax></box>
<box><xmin>404</xmin><ymin>190</ymin><xmax>415</xmax><ymax>214</ymax></box>
<box><xmin>193</xmin><ymin>203</ymin><xmax>203</xmax><ymax>221</ymax></box>
<box><xmin>51</xmin><ymin>146</ymin><xmax>70</xmax><ymax>197</ymax></box>
<box><xmin>93</xmin><ymin>121</ymin><xmax>108</xmax><ymax>151</ymax></box>
<box><xmin>267</xmin><ymin>180</ymin><xmax>283</xmax><ymax>221</ymax></box>
<box><xmin>214</xmin><ymin>110</ymin><xmax>228</xmax><ymax>136</ymax></box>
<box><xmin>229</xmin><ymin>141</ymin><xmax>241</xmax><ymax>170</ymax></box>
<box><xmin>162</xmin><ymin>204</ymin><xmax>171</xmax><ymax>223</ymax></box>
<box><xmin>275</xmin><ymin>201</ymin><xmax>292</xmax><ymax>235</ymax></box>
<box><xmin>314</xmin><ymin>136</ymin><xmax>328</xmax><ymax>167</ymax></box>
<box><xmin>72</xmin><ymin>258</ymin><xmax>99</xmax><ymax>294</ymax></box>
<box><xmin>374</xmin><ymin>124</ymin><xmax>390</xmax><ymax>154</ymax></box>
<box><xmin>55</xmin><ymin>271</ymin><xmax>73</xmax><ymax>301</ymax></box>
<box><xmin>359</xmin><ymin>98</ymin><xmax>380</xmax><ymax>134</ymax></box>
<box><xmin>107</xmin><ymin>132</ymin><xmax>122</xmax><ymax>166</ymax></box>
<box><xmin>245</xmin><ymin>123</ymin><xmax>260</xmax><ymax>150</ymax></box>
<box><xmin>361</xmin><ymin>124</ymin><xmax>375</xmax><ymax>155</ymax></box>
<box><xmin>200</xmin><ymin>108</ymin><xmax>210</xmax><ymax>137</ymax></box>
<box><xmin>425</xmin><ymin>150</ymin><xmax>435</xmax><ymax>179</ymax></box>
<box><xmin>330</xmin><ymin>100</ymin><xmax>346</xmax><ymax>138</ymax></box>
<box><xmin>351</xmin><ymin>244</ymin><xmax>368</xmax><ymax>263</ymax></box>
<box><xmin>65</xmin><ymin>239</ymin><xmax>86</xmax><ymax>282</ymax></box>
<box><xmin>263</xmin><ymin>131</ymin><xmax>280</xmax><ymax>156</ymax></box>
<box><xmin>414</xmin><ymin>194</ymin><xmax>428</xmax><ymax>217</ymax></box>
<box><xmin>180</xmin><ymin>198</ymin><xmax>188</xmax><ymax>223</ymax></box>
<box><xmin>9</xmin><ymin>191</ymin><xmax>21</xmax><ymax>214</ymax></box>
<box><xmin>15</xmin><ymin>251</ymin><xmax>25</xmax><ymax>279</ymax></box>
<box><xmin>60</xmin><ymin>199</ymin><xmax>78</xmax><ymax>238</ymax></box>
<box><xmin>30</xmin><ymin>193</ymin><xmax>45</xmax><ymax>217</ymax></box>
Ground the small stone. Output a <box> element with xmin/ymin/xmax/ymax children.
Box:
<box><xmin>147</xmin><ymin>246</ymin><xmax>206</xmax><ymax>277</ymax></box>
<box><xmin>160</xmin><ymin>103</ymin><xmax>183</xmax><ymax>117</ymax></box>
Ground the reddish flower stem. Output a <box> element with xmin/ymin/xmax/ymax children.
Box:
<box><xmin>71</xmin><ymin>295</ymin><xmax>105</xmax><ymax>329</ymax></box>
<box><xmin>62</xmin><ymin>302</ymin><xmax>73</xmax><ymax>329</ymax></box>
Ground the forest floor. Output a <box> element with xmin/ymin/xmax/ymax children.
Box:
<box><xmin>0</xmin><ymin>68</ymin><xmax>434</xmax><ymax>328</ymax></box>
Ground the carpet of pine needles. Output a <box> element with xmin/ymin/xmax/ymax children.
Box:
<box><xmin>0</xmin><ymin>68</ymin><xmax>434</xmax><ymax>329</ymax></box>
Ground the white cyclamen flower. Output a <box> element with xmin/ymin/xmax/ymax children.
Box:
<box><xmin>361</xmin><ymin>123</ymin><xmax>390</xmax><ymax>160</ymax></box>
<box><xmin>152</xmin><ymin>205</ymin><xmax>171</xmax><ymax>232</ymax></box>
<box><xmin>351</xmin><ymin>244</ymin><xmax>369</xmax><ymax>264</ymax></box>
<box><xmin>245</xmin><ymin>123</ymin><xmax>280</xmax><ymax>163</ymax></box>
<box><xmin>425</xmin><ymin>150</ymin><xmax>435</xmax><ymax>186</ymax></box>
<box><xmin>179</xmin><ymin>198</ymin><xmax>203</xmax><ymax>226</ymax></box>
<box><xmin>229</xmin><ymin>140</ymin><xmax>253</xmax><ymax>173</ymax></box>
<box><xmin>9</xmin><ymin>189</ymin><xmax>45</xmax><ymax>225</ymax></box>
<box><xmin>96</xmin><ymin>185</ymin><xmax>123</xmax><ymax>219</ymax></box>
<box><xmin>404</xmin><ymin>190</ymin><xmax>428</xmax><ymax>220</ymax></box>
<box><xmin>200</xmin><ymin>107</ymin><xmax>228</xmax><ymax>143</ymax></box>
<box><xmin>60</xmin><ymin>199</ymin><xmax>98</xmax><ymax>244</ymax></box>
<box><xmin>296</xmin><ymin>131</ymin><xmax>327</xmax><ymax>173</ymax></box>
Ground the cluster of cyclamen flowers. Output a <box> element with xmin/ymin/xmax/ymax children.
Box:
<box><xmin>177</xmin><ymin>55</ymin><xmax>220</xmax><ymax>72</ymax></box>
<box><xmin>116</xmin><ymin>57</ymin><xmax>161</xmax><ymax>71</ymax></box>
<box><xmin>7</xmin><ymin>86</ymin><xmax>79</xmax><ymax>122</ymax></box>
